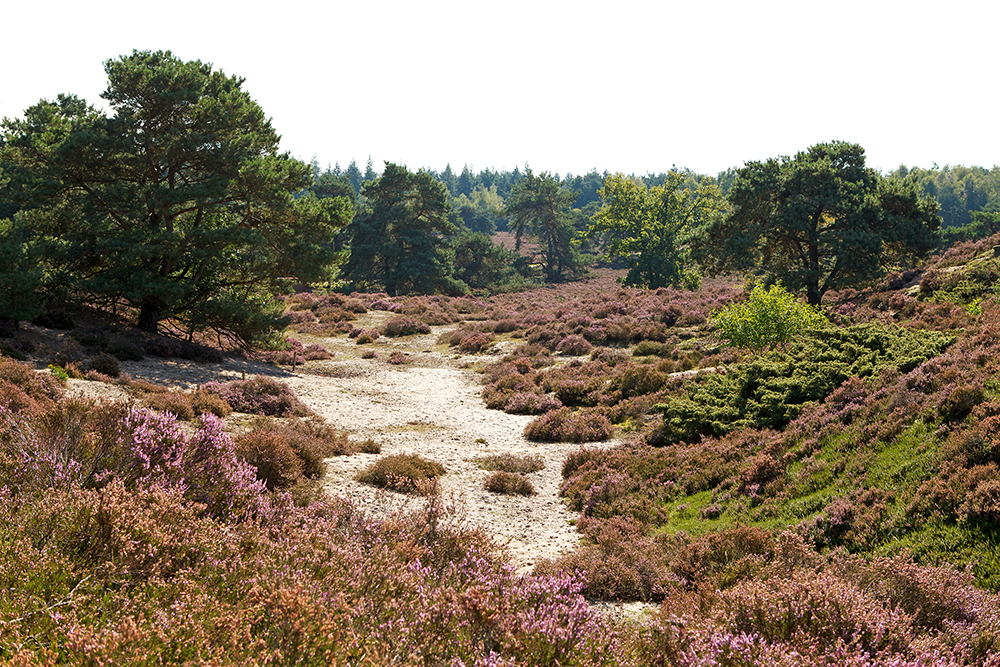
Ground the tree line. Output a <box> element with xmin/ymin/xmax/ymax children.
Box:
<box><xmin>0</xmin><ymin>50</ymin><xmax>993</xmax><ymax>348</ymax></box>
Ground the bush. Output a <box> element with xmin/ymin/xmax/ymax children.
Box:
<box><xmin>484</xmin><ymin>471</ymin><xmax>536</xmax><ymax>496</ymax></box>
<box><xmin>458</xmin><ymin>331</ymin><xmax>495</xmax><ymax>353</ymax></box>
<box><xmin>356</xmin><ymin>453</ymin><xmax>446</xmax><ymax>494</ymax></box>
<box><xmin>712</xmin><ymin>281</ymin><xmax>827</xmax><ymax>350</ymax></box>
<box><xmin>84</xmin><ymin>352</ymin><xmax>121</xmax><ymax>378</ymax></box>
<box><xmin>524</xmin><ymin>408</ymin><xmax>614</xmax><ymax>443</ymax></box>
<box><xmin>235</xmin><ymin>429</ymin><xmax>304</xmax><ymax>490</ymax></box>
<box><xmin>201</xmin><ymin>376</ymin><xmax>312</xmax><ymax>417</ymax></box>
<box><xmin>556</xmin><ymin>335</ymin><xmax>593</xmax><ymax>356</ymax></box>
<box><xmin>142</xmin><ymin>391</ymin><xmax>196</xmax><ymax>421</ymax></box>
<box><xmin>382</xmin><ymin>316</ymin><xmax>431</xmax><ymax>337</ymax></box>
<box><xmin>476</xmin><ymin>453</ymin><xmax>545</xmax><ymax>473</ymax></box>
<box><xmin>190</xmin><ymin>389</ymin><xmax>233</xmax><ymax>417</ymax></box>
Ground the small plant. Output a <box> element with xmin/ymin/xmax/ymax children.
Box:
<box><xmin>555</xmin><ymin>335</ymin><xmax>593</xmax><ymax>356</ymax></box>
<box><xmin>476</xmin><ymin>452</ymin><xmax>545</xmax><ymax>473</ymax></box>
<box><xmin>201</xmin><ymin>376</ymin><xmax>313</xmax><ymax>417</ymax></box>
<box><xmin>190</xmin><ymin>389</ymin><xmax>233</xmax><ymax>417</ymax></box>
<box><xmin>143</xmin><ymin>391</ymin><xmax>196</xmax><ymax>421</ymax></box>
<box><xmin>484</xmin><ymin>471</ymin><xmax>536</xmax><ymax>496</ymax></box>
<box><xmin>382</xmin><ymin>316</ymin><xmax>431</xmax><ymax>337</ymax></box>
<box><xmin>524</xmin><ymin>407</ymin><xmax>614</xmax><ymax>443</ymax></box>
<box><xmin>712</xmin><ymin>281</ymin><xmax>827</xmax><ymax>350</ymax></box>
<box><xmin>85</xmin><ymin>352</ymin><xmax>121</xmax><ymax>378</ymax></box>
<box><xmin>354</xmin><ymin>437</ymin><xmax>382</xmax><ymax>454</ymax></box>
<box><xmin>387</xmin><ymin>351</ymin><xmax>410</xmax><ymax>365</ymax></box>
<box><xmin>356</xmin><ymin>453</ymin><xmax>446</xmax><ymax>494</ymax></box>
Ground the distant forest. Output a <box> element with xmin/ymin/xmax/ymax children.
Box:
<box><xmin>321</xmin><ymin>158</ymin><xmax>1000</xmax><ymax>241</ymax></box>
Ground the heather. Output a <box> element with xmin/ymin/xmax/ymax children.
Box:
<box><xmin>0</xmin><ymin>362</ymin><xmax>622</xmax><ymax>665</ymax></box>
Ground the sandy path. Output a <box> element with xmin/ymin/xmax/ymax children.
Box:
<box><xmin>111</xmin><ymin>318</ymin><xmax>619</xmax><ymax>571</ymax></box>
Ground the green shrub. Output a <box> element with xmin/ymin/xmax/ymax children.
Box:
<box><xmin>657</xmin><ymin>323</ymin><xmax>954</xmax><ymax>443</ymax></box>
<box><xmin>356</xmin><ymin>453</ymin><xmax>446</xmax><ymax>494</ymax></box>
<box><xmin>712</xmin><ymin>282</ymin><xmax>827</xmax><ymax>350</ymax></box>
<box><xmin>484</xmin><ymin>471</ymin><xmax>536</xmax><ymax>496</ymax></box>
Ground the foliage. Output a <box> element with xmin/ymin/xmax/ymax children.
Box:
<box><xmin>0</xmin><ymin>220</ymin><xmax>44</xmax><ymax>324</ymax></box>
<box><xmin>657</xmin><ymin>323</ymin><xmax>953</xmax><ymax>443</ymax></box>
<box><xmin>342</xmin><ymin>162</ymin><xmax>468</xmax><ymax>296</ymax></box>
<box><xmin>355</xmin><ymin>453</ymin><xmax>447</xmax><ymax>494</ymax></box>
<box><xmin>504</xmin><ymin>169</ymin><xmax>587</xmax><ymax>281</ymax></box>
<box><xmin>524</xmin><ymin>407</ymin><xmax>613</xmax><ymax>443</ymax></box>
<box><xmin>382</xmin><ymin>315</ymin><xmax>432</xmax><ymax>337</ymax></box>
<box><xmin>695</xmin><ymin>141</ymin><xmax>941</xmax><ymax>304</ymax></box>
<box><xmin>589</xmin><ymin>172</ymin><xmax>724</xmax><ymax>289</ymax></box>
<box><xmin>475</xmin><ymin>452</ymin><xmax>545</xmax><ymax>474</ymax></box>
<box><xmin>484</xmin><ymin>471</ymin><xmax>536</xmax><ymax>496</ymax></box>
<box><xmin>0</xmin><ymin>50</ymin><xmax>351</xmax><ymax>346</ymax></box>
<box><xmin>712</xmin><ymin>281</ymin><xmax>827</xmax><ymax>349</ymax></box>
<box><xmin>200</xmin><ymin>376</ymin><xmax>313</xmax><ymax>417</ymax></box>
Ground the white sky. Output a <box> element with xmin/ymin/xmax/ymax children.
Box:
<box><xmin>2</xmin><ymin>0</ymin><xmax>996</xmax><ymax>178</ymax></box>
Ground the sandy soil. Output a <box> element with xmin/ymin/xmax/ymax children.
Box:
<box><xmin>101</xmin><ymin>312</ymin><xmax>622</xmax><ymax>572</ymax></box>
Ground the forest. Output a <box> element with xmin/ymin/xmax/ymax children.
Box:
<box><xmin>2</xmin><ymin>49</ymin><xmax>1000</xmax><ymax>665</ymax></box>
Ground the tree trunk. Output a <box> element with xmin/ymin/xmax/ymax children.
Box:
<box><xmin>137</xmin><ymin>302</ymin><xmax>161</xmax><ymax>333</ymax></box>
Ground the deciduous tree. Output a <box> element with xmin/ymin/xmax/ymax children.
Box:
<box><xmin>589</xmin><ymin>172</ymin><xmax>723</xmax><ymax>290</ymax></box>
<box><xmin>694</xmin><ymin>141</ymin><xmax>940</xmax><ymax>304</ymax></box>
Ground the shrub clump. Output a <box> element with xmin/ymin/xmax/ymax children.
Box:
<box><xmin>356</xmin><ymin>453</ymin><xmax>446</xmax><ymax>494</ymax></box>
<box><xmin>142</xmin><ymin>391</ymin><xmax>196</xmax><ymax>421</ymax></box>
<box><xmin>201</xmin><ymin>376</ymin><xmax>312</xmax><ymax>417</ymax></box>
<box><xmin>234</xmin><ymin>417</ymin><xmax>351</xmax><ymax>491</ymax></box>
<box><xmin>84</xmin><ymin>352</ymin><xmax>121</xmax><ymax>378</ymax></box>
<box><xmin>382</xmin><ymin>316</ymin><xmax>431</xmax><ymax>337</ymax></box>
<box><xmin>524</xmin><ymin>408</ymin><xmax>613</xmax><ymax>443</ymax></box>
<box><xmin>476</xmin><ymin>452</ymin><xmax>545</xmax><ymax>473</ymax></box>
<box><xmin>484</xmin><ymin>471</ymin><xmax>536</xmax><ymax>496</ymax></box>
<box><xmin>556</xmin><ymin>335</ymin><xmax>593</xmax><ymax>356</ymax></box>
<box><xmin>712</xmin><ymin>281</ymin><xmax>827</xmax><ymax>350</ymax></box>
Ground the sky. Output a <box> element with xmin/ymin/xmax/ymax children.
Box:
<box><xmin>2</xmin><ymin>0</ymin><xmax>996</xmax><ymax>178</ymax></box>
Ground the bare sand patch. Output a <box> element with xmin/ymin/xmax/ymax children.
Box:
<box><xmin>106</xmin><ymin>324</ymin><xmax>620</xmax><ymax>572</ymax></box>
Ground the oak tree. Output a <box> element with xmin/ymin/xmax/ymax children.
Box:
<box><xmin>589</xmin><ymin>172</ymin><xmax>724</xmax><ymax>290</ymax></box>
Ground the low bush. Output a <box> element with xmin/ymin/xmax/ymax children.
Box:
<box><xmin>190</xmin><ymin>389</ymin><xmax>233</xmax><ymax>417</ymax></box>
<box><xmin>356</xmin><ymin>453</ymin><xmax>446</xmax><ymax>494</ymax></box>
<box><xmin>524</xmin><ymin>407</ymin><xmax>613</xmax><ymax>443</ymax></box>
<box><xmin>712</xmin><ymin>281</ymin><xmax>827</xmax><ymax>350</ymax></box>
<box><xmin>387</xmin><ymin>351</ymin><xmax>410</xmax><ymax>365</ymax></box>
<box><xmin>484</xmin><ymin>471</ymin><xmax>536</xmax><ymax>496</ymax></box>
<box><xmin>84</xmin><ymin>352</ymin><xmax>121</xmax><ymax>378</ymax></box>
<box><xmin>476</xmin><ymin>452</ymin><xmax>545</xmax><ymax>473</ymax></box>
<box><xmin>556</xmin><ymin>335</ymin><xmax>593</xmax><ymax>356</ymax></box>
<box><xmin>382</xmin><ymin>316</ymin><xmax>431</xmax><ymax>337</ymax></box>
<box><xmin>201</xmin><ymin>376</ymin><xmax>312</xmax><ymax>417</ymax></box>
<box><xmin>458</xmin><ymin>331</ymin><xmax>495</xmax><ymax>353</ymax></box>
<box><xmin>142</xmin><ymin>391</ymin><xmax>196</xmax><ymax>421</ymax></box>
